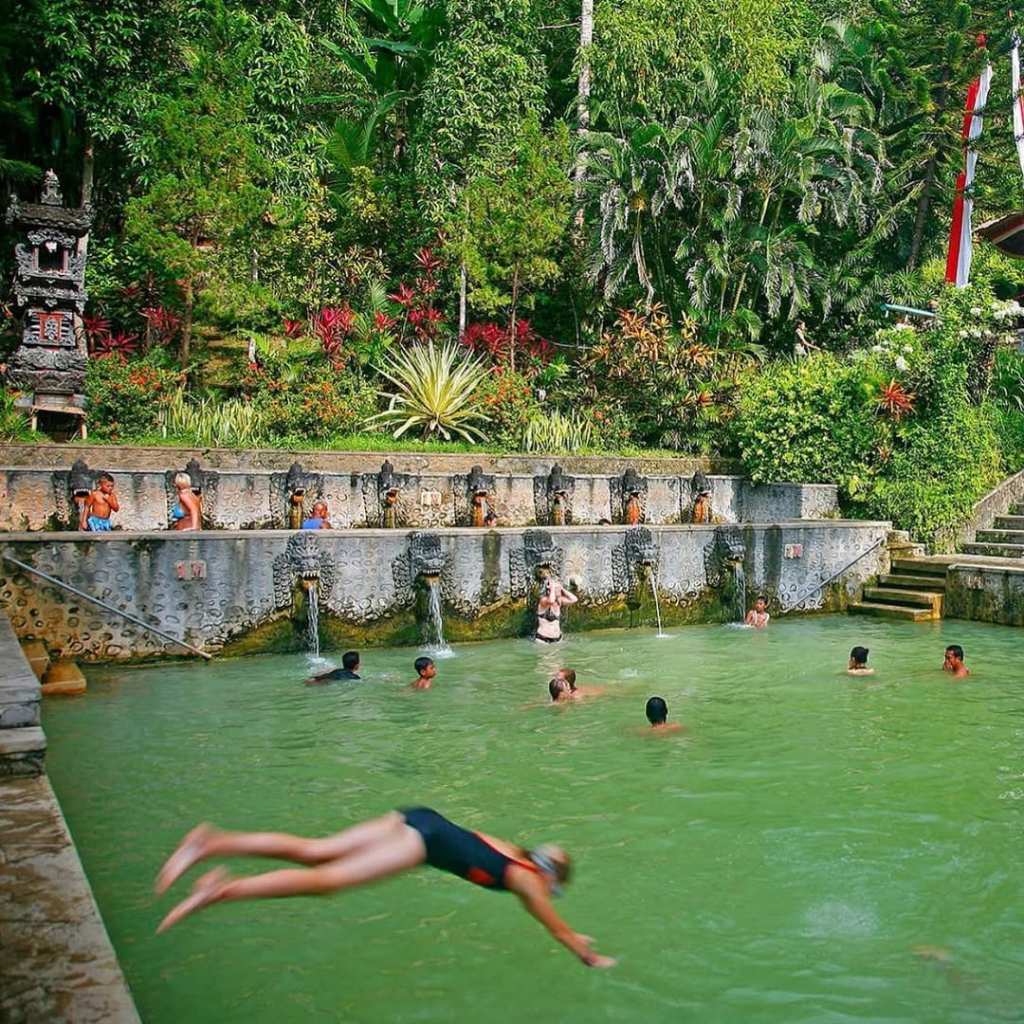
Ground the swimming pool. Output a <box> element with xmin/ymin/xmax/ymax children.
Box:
<box><xmin>44</xmin><ymin>617</ymin><xmax>1024</xmax><ymax>1023</ymax></box>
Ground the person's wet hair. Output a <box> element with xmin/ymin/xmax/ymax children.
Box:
<box><xmin>414</xmin><ymin>656</ymin><xmax>434</xmax><ymax>675</ymax></box>
<box><xmin>97</xmin><ymin>472</ymin><xmax>114</xmax><ymax>485</ymax></box>
<box><xmin>756</xmin><ymin>595</ymin><xmax>767</xmax><ymax>605</ymax></box>
<box><xmin>645</xmin><ymin>696</ymin><xmax>668</xmax><ymax>725</ymax></box>
<box><xmin>529</xmin><ymin>843</ymin><xmax>571</xmax><ymax>885</ymax></box>
<box><xmin>945</xmin><ymin>644</ymin><xmax>965</xmax><ymax>661</ymax></box>
<box><xmin>549</xmin><ymin>678</ymin><xmax>564</xmax><ymax>701</ymax></box>
<box><xmin>850</xmin><ymin>646</ymin><xmax>869</xmax><ymax>666</ymax></box>
<box><xmin>560</xmin><ymin>668</ymin><xmax>577</xmax><ymax>690</ymax></box>
<box><xmin>342</xmin><ymin>650</ymin><xmax>359</xmax><ymax>671</ymax></box>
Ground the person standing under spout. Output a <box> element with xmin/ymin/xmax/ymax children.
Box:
<box><xmin>535</xmin><ymin>574</ymin><xmax>577</xmax><ymax>643</ymax></box>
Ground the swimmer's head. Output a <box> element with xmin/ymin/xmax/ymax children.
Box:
<box><xmin>414</xmin><ymin>656</ymin><xmax>436</xmax><ymax>679</ymax></box>
<box><xmin>755</xmin><ymin>596</ymin><xmax>767</xmax><ymax>611</ymax></box>
<box><xmin>849</xmin><ymin>646</ymin><xmax>869</xmax><ymax>668</ymax></box>
<box><xmin>342</xmin><ymin>650</ymin><xmax>360</xmax><ymax>672</ymax></box>
<box><xmin>557</xmin><ymin>668</ymin><xmax>577</xmax><ymax>690</ymax></box>
<box><xmin>944</xmin><ymin>644</ymin><xmax>965</xmax><ymax>665</ymax></box>
<box><xmin>645</xmin><ymin>696</ymin><xmax>668</xmax><ymax>725</ymax></box>
<box><xmin>529</xmin><ymin>843</ymin><xmax>571</xmax><ymax>896</ymax></box>
<box><xmin>549</xmin><ymin>677</ymin><xmax>567</xmax><ymax>701</ymax></box>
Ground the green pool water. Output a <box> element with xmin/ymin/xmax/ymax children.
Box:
<box><xmin>43</xmin><ymin>617</ymin><xmax>1024</xmax><ymax>1024</ymax></box>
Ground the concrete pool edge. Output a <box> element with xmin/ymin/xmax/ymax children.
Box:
<box><xmin>0</xmin><ymin>612</ymin><xmax>141</xmax><ymax>1023</ymax></box>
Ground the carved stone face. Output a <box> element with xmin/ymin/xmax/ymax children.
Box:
<box><xmin>625</xmin><ymin>527</ymin><xmax>658</xmax><ymax>566</ymax></box>
<box><xmin>408</xmin><ymin>532</ymin><xmax>446</xmax><ymax>577</ymax></box>
<box><xmin>287</xmin><ymin>532</ymin><xmax>324</xmax><ymax>579</ymax></box>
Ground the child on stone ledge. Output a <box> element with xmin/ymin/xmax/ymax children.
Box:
<box><xmin>79</xmin><ymin>472</ymin><xmax>119</xmax><ymax>532</ymax></box>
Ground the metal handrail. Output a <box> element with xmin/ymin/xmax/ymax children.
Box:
<box><xmin>2</xmin><ymin>554</ymin><xmax>212</xmax><ymax>661</ymax></box>
<box><xmin>780</xmin><ymin>536</ymin><xmax>886</xmax><ymax>613</ymax></box>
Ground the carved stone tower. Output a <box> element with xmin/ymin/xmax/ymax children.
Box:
<box><xmin>5</xmin><ymin>170</ymin><xmax>93</xmax><ymax>433</ymax></box>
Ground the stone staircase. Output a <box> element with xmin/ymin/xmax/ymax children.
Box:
<box><xmin>961</xmin><ymin>502</ymin><xmax>1024</xmax><ymax>559</ymax></box>
<box><xmin>849</xmin><ymin>558</ymin><xmax>947</xmax><ymax>621</ymax></box>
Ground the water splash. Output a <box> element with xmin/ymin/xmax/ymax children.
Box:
<box><xmin>649</xmin><ymin>571</ymin><xmax>667</xmax><ymax>638</ymax></box>
<box><xmin>731</xmin><ymin>560</ymin><xmax>746</xmax><ymax>623</ymax></box>
<box><xmin>305</xmin><ymin>584</ymin><xmax>320</xmax><ymax>657</ymax></box>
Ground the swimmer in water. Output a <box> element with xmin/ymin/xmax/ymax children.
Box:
<box><xmin>535</xmin><ymin>575</ymin><xmax>577</xmax><ymax>643</ymax></box>
<box><xmin>943</xmin><ymin>644</ymin><xmax>970</xmax><ymax>678</ymax></box>
<box><xmin>154</xmin><ymin>809</ymin><xmax>616</xmax><ymax>967</ymax></box>
<box><xmin>411</xmin><ymin>656</ymin><xmax>436</xmax><ymax>690</ymax></box>
<box><xmin>644</xmin><ymin>696</ymin><xmax>683</xmax><ymax>733</ymax></box>
<box><xmin>846</xmin><ymin>646</ymin><xmax>874</xmax><ymax>676</ymax></box>
<box><xmin>549</xmin><ymin>669</ymin><xmax>606</xmax><ymax>702</ymax></box>
<box><xmin>305</xmin><ymin>650</ymin><xmax>360</xmax><ymax>685</ymax></box>
<box><xmin>745</xmin><ymin>596</ymin><xmax>770</xmax><ymax>629</ymax></box>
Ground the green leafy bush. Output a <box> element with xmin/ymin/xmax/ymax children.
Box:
<box><xmin>473</xmin><ymin>368</ymin><xmax>540</xmax><ymax>450</ymax></box>
<box><xmin>86</xmin><ymin>355</ymin><xmax>180</xmax><ymax>441</ymax></box>
<box><xmin>256</xmin><ymin>366</ymin><xmax>378</xmax><ymax>441</ymax></box>
<box><xmin>731</xmin><ymin>354</ymin><xmax>877</xmax><ymax>486</ymax></box>
<box><xmin>0</xmin><ymin>391</ymin><xmax>32</xmax><ymax>442</ymax></box>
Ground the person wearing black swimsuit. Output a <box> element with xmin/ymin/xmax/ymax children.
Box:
<box><xmin>155</xmin><ymin>808</ymin><xmax>615</xmax><ymax>967</ymax></box>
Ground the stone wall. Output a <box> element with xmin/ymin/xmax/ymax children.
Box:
<box><xmin>946</xmin><ymin>563</ymin><xmax>1024</xmax><ymax>626</ymax></box>
<box><xmin>0</xmin><ymin>612</ymin><xmax>44</xmax><ymax>775</ymax></box>
<box><xmin>0</xmin><ymin>521</ymin><xmax>889</xmax><ymax>660</ymax></box>
<box><xmin>0</xmin><ymin>461</ymin><xmax>839</xmax><ymax>532</ymax></box>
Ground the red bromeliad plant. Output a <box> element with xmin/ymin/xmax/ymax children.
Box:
<box><xmin>877</xmin><ymin>379</ymin><xmax>916</xmax><ymax>420</ymax></box>
<box><xmin>94</xmin><ymin>331</ymin><xmax>140</xmax><ymax>359</ymax></box>
<box><xmin>385</xmin><ymin>247</ymin><xmax>447</xmax><ymax>343</ymax></box>
<box><xmin>313</xmin><ymin>306</ymin><xmax>356</xmax><ymax>365</ymax></box>
<box><xmin>282</xmin><ymin>318</ymin><xmax>305</xmax><ymax>339</ymax></box>
<box><xmin>462</xmin><ymin>319</ymin><xmax>553</xmax><ymax>366</ymax></box>
<box><xmin>141</xmin><ymin>306</ymin><xmax>182</xmax><ymax>348</ymax></box>
<box><xmin>82</xmin><ymin>314</ymin><xmax>111</xmax><ymax>353</ymax></box>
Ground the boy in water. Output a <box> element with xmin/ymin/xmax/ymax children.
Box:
<box><xmin>745</xmin><ymin>596</ymin><xmax>770</xmax><ymax>629</ymax></box>
<box><xmin>549</xmin><ymin>669</ymin><xmax>605</xmax><ymax>701</ymax></box>
<box><xmin>943</xmin><ymin>644</ymin><xmax>970</xmax><ymax>678</ymax></box>
<box><xmin>79</xmin><ymin>472</ymin><xmax>119</xmax><ymax>532</ymax></box>
<box><xmin>644</xmin><ymin>696</ymin><xmax>683</xmax><ymax>733</ymax></box>
<box><xmin>847</xmin><ymin>646</ymin><xmax>874</xmax><ymax>676</ymax></box>
<box><xmin>305</xmin><ymin>650</ymin><xmax>360</xmax><ymax>685</ymax></box>
<box><xmin>411</xmin><ymin>656</ymin><xmax>436</xmax><ymax>690</ymax></box>
<box><xmin>301</xmin><ymin>501</ymin><xmax>332</xmax><ymax>530</ymax></box>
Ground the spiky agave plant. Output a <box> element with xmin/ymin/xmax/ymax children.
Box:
<box><xmin>367</xmin><ymin>341</ymin><xmax>489</xmax><ymax>442</ymax></box>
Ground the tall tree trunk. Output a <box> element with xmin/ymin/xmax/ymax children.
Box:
<box><xmin>459</xmin><ymin>262</ymin><xmax>467</xmax><ymax>340</ymax></box>
<box><xmin>907</xmin><ymin>81</ymin><xmax>950</xmax><ymax>270</ymax></box>
<box><xmin>509</xmin><ymin>267</ymin><xmax>520</xmax><ymax>372</ymax></box>
<box><xmin>181</xmin><ymin>275</ymin><xmax>193</xmax><ymax>367</ymax></box>
<box><xmin>573</xmin><ymin>0</ymin><xmax>594</xmax><ymax>232</ymax></box>
<box><xmin>79</xmin><ymin>134</ymin><xmax>94</xmax><ymax>260</ymax></box>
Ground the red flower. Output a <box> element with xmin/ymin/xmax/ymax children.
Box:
<box><xmin>388</xmin><ymin>283</ymin><xmax>416</xmax><ymax>308</ymax></box>
<box><xmin>877</xmin><ymin>379</ymin><xmax>916</xmax><ymax>420</ymax></box>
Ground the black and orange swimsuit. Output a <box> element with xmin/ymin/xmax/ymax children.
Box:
<box><xmin>401</xmin><ymin>807</ymin><xmax>539</xmax><ymax>891</ymax></box>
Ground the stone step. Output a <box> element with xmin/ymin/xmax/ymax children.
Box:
<box><xmin>41</xmin><ymin>661</ymin><xmax>87</xmax><ymax>697</ymax></box>
<box><xmin>890</xmin><ymin>558</ymin><xmax>949</xmax><ymax>578</ymax></box>
<box><xmin>862</xmin><ymin>586</ymin><xmax>942</xmax><ymax>612</ymax></box>
<box><xmin>992</xmin><ymin>515</ymin><xmax>1024</xmax><ymax>530</ymax></box>
<box><xmin>18</xmin><ymin>641</ymin><xmax>49</xmax><ymax>681</ymax></box>
<box><xmin>960</xmin><ymin>542</ymin><xmax>1024</xmax><ymax>558</ymax></box>
<box><xmin>877</xmin><ymin>574</ymin><xmax>947</xmax><ymax>592</ymax></box>
<box><xmin>848</xmin><ymin>601</ymin><xmax>937</xmax><ymax>622</ymax></box>
<box><xmin>975</xmin><ymin>529</ymin><xmax>1024</xmax><ymax>545</ymax></box>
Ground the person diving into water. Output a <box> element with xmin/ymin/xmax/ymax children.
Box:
<box><xmin>155</xmin><ymin>808</ymin><xmax>616</xmax><ymax>968</ymax></box>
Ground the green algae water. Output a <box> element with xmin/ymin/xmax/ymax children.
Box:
<box><xmin>43</xmin><ymin>617</ymin><xmax>1024</xmax><ymax>1023</ymax></box>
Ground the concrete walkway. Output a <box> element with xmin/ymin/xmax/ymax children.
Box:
<box><xmin>0</xmin><ymin>775</ymin><xmax>140</xmax><ymax>1024</ymax></box>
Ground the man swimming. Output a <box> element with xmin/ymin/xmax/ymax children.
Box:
<box><xmin>644</xmin><ymin>696</ymin><xmax>683</xmax><ymax>733</ymax></box>
<box><xmin>548</xmin><ymin>670</ymin><xmax>605</xmax><ymax>702</ymax></box>
<box><xmin>535</xmin><ymin>575</ymin><xmax>577</xmax><ymax>643</ymax></box>
<box><xmin>943</xmin><ymin>644</ymin><xmax>970</xmax><ymax>678</ymax></box>
<box><xmin>154</xmin><ymin>809</ymin><xmax>616</xmax><ymax>967</ymax></box>
<box><xmin>305</xmin><ymin>650</ymin><xmax>360</xmax><ymax>685</ymax></box>
<box><xmin>847</xmin><ymin>646</ymin><xmax>874</xmax><ymax>676</ymax></box>
<box><xmin>745</xmin><ymin>596</ymin><xmax>770</xmax><ymax>629</ymax></box>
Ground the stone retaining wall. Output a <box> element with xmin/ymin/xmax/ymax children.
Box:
<box><xmin>946</xmin><ymin>563</ymin><xmax>1024</xmax><ymax>626</ymax></box>
<box><xmin>0</xmin><ymin>521</ymin><xmax>888</xmax><ymax>660</ymax></box>
<box><xmin>0</xmin><ymin>461</ymin><xmax>839</xmax><ymax>532</ymax></box>
<box><xmin>0</xmin><ymin>611</ymin><xmax>44</xmax><ymax>775</ymax></box>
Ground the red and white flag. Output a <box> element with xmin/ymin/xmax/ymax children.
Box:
<box><xmin>1012</xmin><ymin>34</ymin><xmax>1024</xmax><ymax>180</ymax></box>
<box><xmin>945</xmin><ymin>60</ymin><xmax>993</xmax><ymax>287</ymax></box>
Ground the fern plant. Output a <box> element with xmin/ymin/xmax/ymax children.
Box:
<box><xmin>366</xmin><ymin>341</ymin><xmax>489</xmax><ymax>442</ymax></box>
